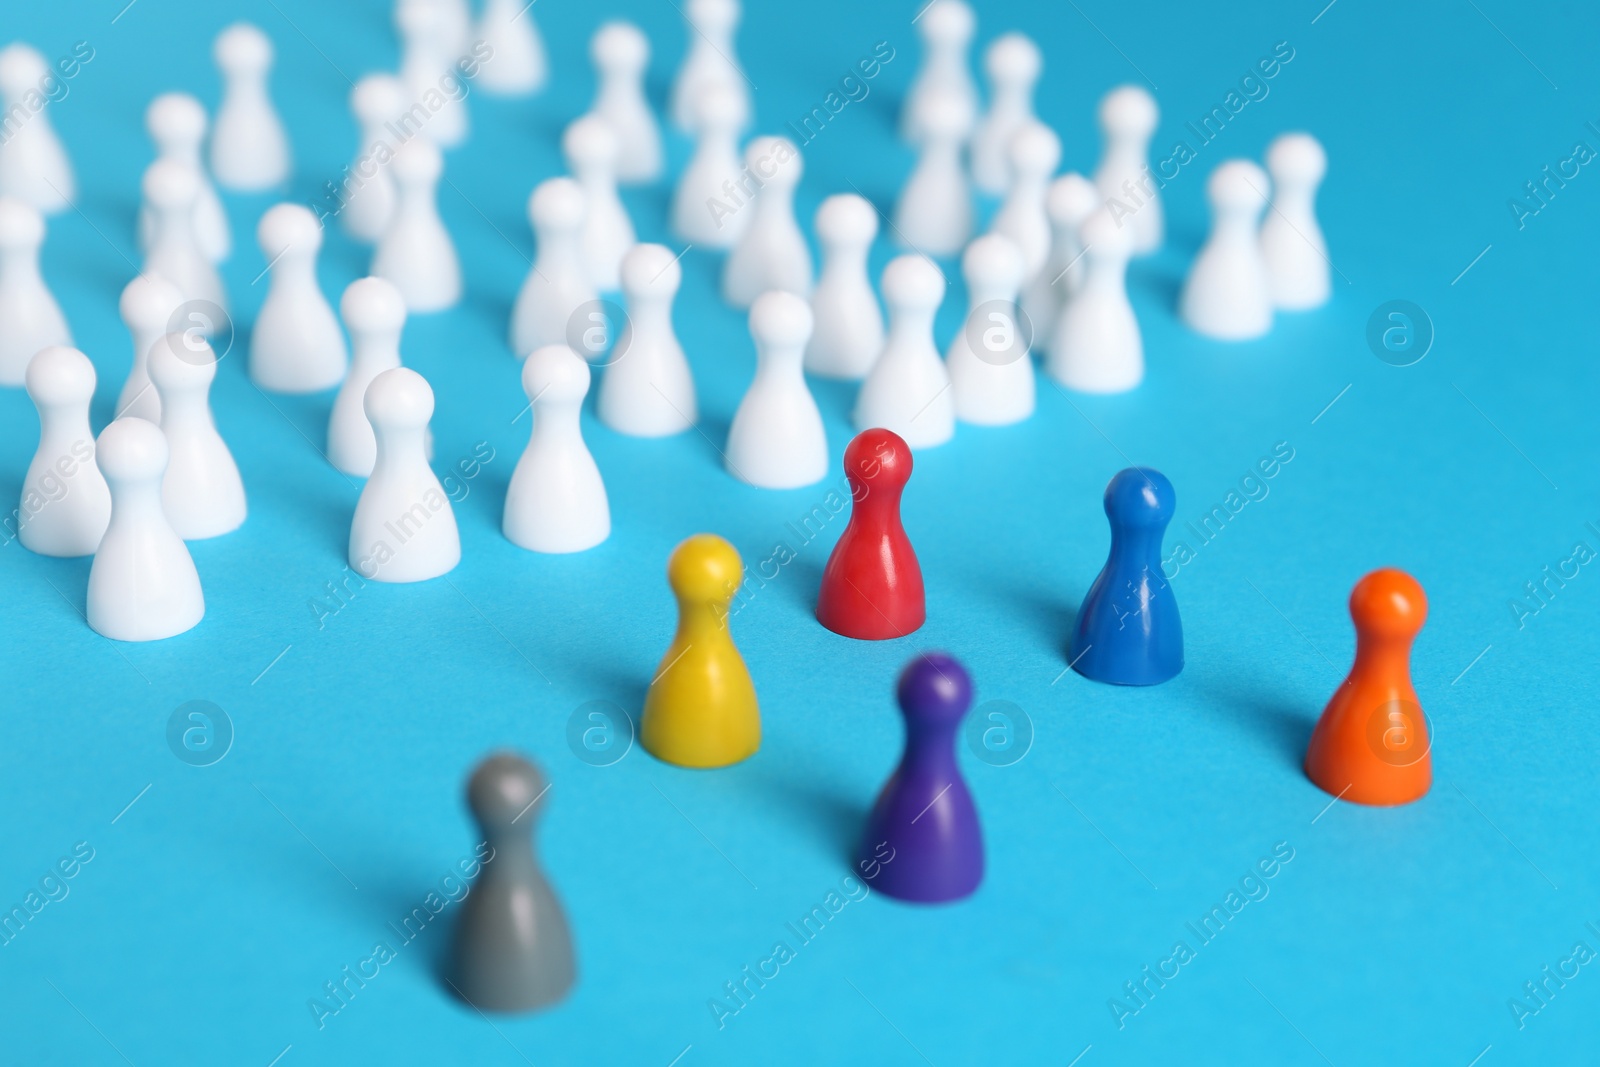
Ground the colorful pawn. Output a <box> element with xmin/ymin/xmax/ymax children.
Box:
<box><xmin>815</xmin><ymin>429</ymin><xmax>925</xmax><ymax>640</ymax></box>
<box><xmin>640</xmin><ymin>534</ymin><xmax>760</xmax><ymax>768</ymax></box>
<box><xmin>1069</xmin><ymin>468</ymin><xmax>1182</xmax><ymax>685</ymax></box>
<box><xmin>1304</xmin><ymin>569</ymin><xmax>1431</xmax><ymax>806</ymax></box>
<box><xmin>856</xmin><ymin>653</ymin><xmax>983</xmax><ymax>904</ymax></box>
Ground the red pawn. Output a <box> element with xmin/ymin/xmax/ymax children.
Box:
<box><xmin>816</xmin><ymin>429</ymin><xmax>925</xmax><ymax>640</ymax></box>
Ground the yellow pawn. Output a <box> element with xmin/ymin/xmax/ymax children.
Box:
<box><xmin>640</xmin><ymin>534</ymin><xmax>760</xmax><ymax>768</ymax></box>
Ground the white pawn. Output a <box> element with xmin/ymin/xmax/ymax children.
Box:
<box><xmin>0</xmin><ymin>45</ymin><xmax>74</xmax><ymax>214</ymax></box>
<box><xmin>726</xmin><ymin>291</ymin><xmax>827</xmax><ymax>489</ymax></box>
<box><xmin>671</xmin><ymin>84</ymin><xmax>749</xmax><ymax>249</ymax></box>
<box><xmin>1048</xmin><ymin>206</ymin><xmax>1142</xmax><ymax>394</ymax></box>
<box><xmin>349</xmin><ymin>367</ymin><xmax>460</xmax><ymax>583</ymax></box>
<box><xmin>149</xmin><ymin>334</ymin><xmax>246</xmax><ymax>540</ymax></box>
<box><xmin>893</xmin><ymin>88</ymin><xmax>974</xmax><ymax>258</ymax></box>
<box><xmin>511</xmin><ymin>178</ymin><xmax>596</xmax><ymax>360</ymax></box>
<box><xmin>142</xmin><ymin>159</ymin><xmax>227</xmax><ymax>315</ymax></box>
<box><xmin>805</xmin><ymin>194</ymin><xmax>883</xmax><ymax>379</ymax></box>
<box><xmin>1022</xmin><ymin>172</ymin><xmax>1098</xmax><ymax>356</ymax></box>
<box><xmin>970</xmin><ymin>33</ymin><xmax>1042</xmax><ymax>195</ymax></box>
<box><xmin>210</xmin><ymin>24</ymin><xmax>291</xmax><ymax>192</ymax></box>
<box><xmin>0</xmin><ymin>197</ymin><xmax>71</xmax><ymax>386</ymax></box>
<box><xmin>670</xmin><ymin>0</ymin><xmax>749</xmax><ymax>132</ymax></box>
<box><xmin>1093</xmin><ymin>86</ymin><xmax>1161</xmax><ymax>256</ymax></box>
<box><xmin>373</xmin><ymin>138</ymin><xmax>462</xmax><ymax>313</ymax></box>
<box><xmin>397</xmin><ymin>0</ymin><xmax>467</xmax><ymax>148</ymax></box>
<box><xmin>855</xmin><ymin>255</ymin><xmax>953</xmax><ymax>449</ymax></box>
<box><xmin>18</xmin><ymin>347</ymin><xmax>110</xmax><ymax>557</ymax></box>
<box><xmin>87</xmin><ymin>417</ymin><xmax>205</xmax><ymax>642</ymax></box>
<box><xmin>342</xmin><ymin>75</ymin><xmax>407</xmax><ymax>244</ymax></box>
<box><xmin>989</xmin><ymin>121</ymin><xmax>1059</xmax><ymax>287</ymax></box>
<box><xmin>901</xmin><ymin>0</ymin><xmax>977</xmax><ymax>144</ymax></box>
<box><xmin>141</xmin><ymin>94</ymin><xmax>230</xmax><ymax>263</ymax></box>
<box><xmin>330</xmin><ymin>278</ymin><xmax>407</xmax><ymax>476</ymax></box>
<box><xmin>562</xmin><ymin>116</ymin><xmax>635</xmax><ymax>292</ymax></box>
<box><xmin>116</xmin><ymin>274</ymin><xmax>184</xmax><ymax>422</ymax></box>
<box><xmin>251</xmin><ymin>204</ymin><xmax>347</xmax><ymax>392</ymax></box>
<box><xmin>436</xmin><ymin>0</ymin><xmax>473</xmax><ymax>60</ymax></box>
<box><xmin>504</xmin><ymin>346</ymin><xmax>610</xmax><ymax>554</ymax></box>
<box><xmin>947</xmin><ymin>234</ymin><xmax>1033</xmax><ymax>426</ymax></box>
<box><xmin>589</xmin><ymin>23</ymin><xmax>662</xmax><ymax>185</ymax></box>
<box><xmin>1181</xmin><ymin>160</ymin><xmax>1273</xmax><ymax>341</ymax></box>
<box><xmin>1261</xmin><ymin>133</ymin><xmax>1331</xmax><ymax>310</ymax></box>
<box><xmin>601</xmin><ymin>244</ymin><xmax>695</xmax><ymax>436</ymax></box>
<box><xmin>475</xmin><ymin>0</ymin><xmax>548</xmax><ymax>96</ymax></box>
<box><xmin>722</xmin><ymin>136</ymin><xmax>810</xmax><ymax>309</ymax></box>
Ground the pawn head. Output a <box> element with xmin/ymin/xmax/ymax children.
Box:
<box><xmin>363</xmin><ymin>366</ymin><xmax>434</xmax><ymax>430</ymax></box>
<box><xmin>466</xmin><ymin>751</ymin><xmax>548</xmax><ymax>834</ymax></box>
<box><xmin>142</xmin><ymin>159</ymin><xmax>200</xmax><ymax>210</ymax></box>
<box><xmin>1266</xmin><ymin>132</ymin><xmax>1327</xmax><ymax>185</ymax></box>
<box><xmin>667</xmin><ymin>533</ymin><xmax>743</xmax><ymax>603</ymax></box>
<box><xmin>214</xmin><ymin>23</ymin><xmax>274</xmax><ymax>73</ymax></box>
<box><xmin>146</xmin><ymin>93</ymin><xmax>207</xmax><ymax>149</ymax></box>
<box><xmin>897</xmin><ymin>653</ymin><xmax>974</xmax><ymax>727</ymax></box>
<box><xmin>593</xmin><ymin>21</ymin><xmax>649</xmax><ymax>71</ymax></box>
<box><xmin>920</xmin><ymin>0</ymin><xmax>975</xmax><ymax>44</ymax></box>
<box><xmin>691</xmin><ymin>82</ymin><xmax>748</xmax><ymax>133</ymax></box>
<box><xmin>563</xmin><ymin>115</ymin><xmax>619</xmax><ymax>172</ymax></box>
<box><xmin>744</xmin><ymin>136</ymin><xmax>802</xmax><ymax>188</ymax></box>
<box><xmin>1078</xmin><ymin>204</ymin><xmax>1132</xmax><ymax>259</ymax></box>
<box><xmin>26</xmin><ymin>346</ymin><xmax>96</xmax><ymax>407</ymax></box>
<box><xmin>1046</xmin><ymin>172</ymin><xmax>1100</xmax><ymax>227</ymax></box>
<box><xmin>1103</xmin><ymin>467</ymin><xmax>1175</xmax><ymax>529</ymax></box>
<box><xmin>257</xmin><ymin>202</ymin><xmax>322</xmax><ymax>259</ymax></box>
<box><xmin>961</xmin><ymin>233</ymin><xmax>1025</xmax><ymax>294</ymax></box>
<box><xmin>1098</xmin><ymin>85</ymin><xmax>1158</xmax><ymax>139</ymax></box>
<box><xmin>96</xmin><ymin>417</ymin><xmax>169</xmax><ymax>483</ymax></box>
<box><xmin>1008</xmin><ymin>120</ymin><xmax>1061</xmax><ymax>176</ymax></box>
<box><xmin>522</xmin><ymin>344</ymin><xmax>591</xmax><ymax>405</ymax></box>
<box><xmin>0</xmin><ymin>45</ymin><xmax>48</xmax><ymax>97</ymax></box>
<box><xmin>749</xmin><ymin>290</ymin><xmax>814</xmax><ymax>349</ymax></box>
<box><xmin>120</xmin><ymin>274</ymin><xmax>185</xmax><ymax>332</ymax></box>
<box><xmin>984</xmin><ymin>32</ymin><xmax>1042</xmax><ymax>84</ymax></box>
<box><xmin>844</xmin><ymin>427</ymin><xmax>911</xmax><ymax>494</ymax></box>
<box><xmin>1349</xmin><ymin>568</ymin><xmax>1427</xmax><ymax>640</ymax></box>
<box><xmin>881</xmin><ymin>254</ymin><xmax>945</xmax><ymax>312</ymax></box>
<box><xmin>914</xmin><ymin>85</ymin><xmax>976</xmax><ymax>141</ymax></box>
<box><xmin>1207</xmin><ymin>159</ymin><xmax>1270</xmax><ymax>214</ymax></box>
<box><xmin>687</xmin><ymin>0</ymin><xmax>740</xmax><ymax>33</ymax></box>
<box><xmin>0</xmin><ymin>196</ymin><xmax>45</xmax><ymax>249</ymax></box>
<box><xmin>621</xmin><ymin>242</ymin><xmax>681</xmax><ymax>296</ymax></box>
<box><xmin>815</xmin><ymin>193</ymin><xmax>878</xmax><ymax>247</ymax></box>
<box><xmin>391</xmin><ymin>137</ymin><xmax>443</xmax><ymax>186</ymax></box>
<box><xmin>150</xmin><ymin>331</ymin><xmax>218</xmax><ymax>388</ymax></box>
<box><xmin>341</xmin><ymin>276</ymin><xmax>407</xmax><ymax>335</ymax></box>
<box><xmin>530</xmin><ymin>177</ymin><xmax>587</xmax><ymax>233</ymax></box>
<box><xmin>351</xmin><ymin>74</ymin><xmax>407</xmax><ymax>125</ymax></box>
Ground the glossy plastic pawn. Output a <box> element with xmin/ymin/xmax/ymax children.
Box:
<box><xmin>816</xmin><ymin>429</ymin><xmax>925</xmax><ymax>640</ymax></box>
<box><xmin>150</xmin><ymin>333</ymin><xmax>246</xmax><ymax>539</ymax></box>
<box><xmin>503</xmin><ymin>345</ymin><xmax>610</xmax><ymax>554</ymax></box>
<box><xmin>19</xmin><ymin>347</ymin><xmax>110</xmax><ymax>557</ymax></box>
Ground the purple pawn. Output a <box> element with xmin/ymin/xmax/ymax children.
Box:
<box><xmin>855</xmin><ymin>653</ymin><xmax>984</xmax><ymax>903</ymax></box>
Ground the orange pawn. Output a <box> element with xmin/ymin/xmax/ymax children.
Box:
<box><xmin>1304</xmin><ymin>568</ymin><xmax>1431</xmax><ymax>806</ymax></box>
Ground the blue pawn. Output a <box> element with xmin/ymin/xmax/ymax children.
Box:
<box><xmin>1068</xmin><ymin>468</ymin><xmax>1182</xmax><ymax>685</ymax></box>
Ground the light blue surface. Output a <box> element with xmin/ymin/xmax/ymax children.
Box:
<box><xmin>1</xmin><ymin>1</ymin><xmax>1596</xmax><ymax>1064</ymax></box>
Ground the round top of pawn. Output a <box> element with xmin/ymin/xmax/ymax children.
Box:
<box><xmin>898</xmin><ymin>652</ymin><xmax>973</xmax><ymax>727</ymax></box>
<box><xmin>667</xmin><ymin>533</ymin><xmax>743</xmax><ymax>603</ymax></box>
<box><xmin>466</xmin><ymin>751</ymin><xmax>548</xmax><ymax>834</ymax></box>
<box><xmin>143</xmin><ymin>159</ymin><xmax>200</xmax><ymax>210</ymax></box>
<box><xmin>395</xmin><ymin>0</ymin><xmax>441</xmax><ymax>38</ymax></box>
<box><xmin>844</xmin><ymin>427</ymin><xmax>911</xmax><ymax>493</ymax></box>
<box><xmin>1349</xmin><ymin>568</ymin><xmax>1427</xmax><ymax>640</ymax></box>
<box><xmin>522</xmin><ymin>344</ymin><xmax>591</xmax><ymax>404</ymax></box>
<box><xmin>621</xmin><ymin>242</ymin><xmax>681</xmax><ymax>295</ymax></box>
<box><xmin>1207</xmin><ymin>159</ymin><xmax>1270</xmax><ymax>212</ymax></box>
<box><xmin>96</xmin><ymin>417</ymin><xmax>169</xmax><ymax>483</ymax></box>
<box><xmin>146</xmin><ymin>93</ymin><xmax>207</xmax><ymax>146</ymax></box>
<box><xmin>687</xmin><ymin>0</ymin><xmax>740</xmax><ymax>32</ymax></box>
<box><xmin>915</xmin><ymin>86</ymin><xmax>976</xmax><ymax>141</ymax></box>
<box><xmin>593</xmin><ymin>21</ymin><xmax>649</xmax><ymax>71</ymax></box>
<box><xmin>0</xmin><ymin>197</ymin><xmax>45</xmax><ymax>248</ymax></box>
<box><xmin>341</xmin><ymin>276</ymin><xmax>407</xmax><ymax>333</ymax></box>
<box><xmin>881</xmin><ymin>255</ymin><xmax>945</xmax><ymax>312</ymax></box>
<box><xmin>150</xmin><ymin>331</ymin><xmax>218</xmax><ymax>387</ymax></box>
<box><xmin>749</xmin><ymin>290</ymin><xmax>814</xmax><ymax>348</ymax></box>
<box><xmin>364</xmin><ymin>366</ymin><xmax>434</xmax><ymax>430</ymax></box>
<box><xmin>120</xmin><ymin>274</ymin><xmax>185</xmax><ymax>331</ymax></box>
<box><xmin>815</xmin><ymin>193</ymin><xmax>878</xmax><ymax>245</ymax></box>
<box><xmin>743</xmin><ymin>136</ymin><xmax>802</xmax><ymax>187</ymax></box>
<box><xmin>984</xmin><ymin>32</ymin><xmax>1042</xmax><ymax>83</ymax></box>
<box><xmin>0</xmin><ymin>45</ymin><xmax>49</xmax><ymax>95</ymax></box>
<box><xmin>258</xmin><ymin>203</ymin><xmax>322</xmax><ymax>258</ymax></box>
<box><xmin>1098</xmin><ymin>85</ymin><xmax>1158</xmax><ymax>138</ymax></box>
<box><xmin>563</xmin><ymin>115</ymin><xmax>619</xmax><ymax>171</ymax></box>
<box><xmin>214</xmin><ymin>23</ymin><xmax>274</xmax><ymax>73</ymax></box>
<box><xmin>391</xmin><ymin>137</ymin><xmax>443</xmax><ymax>185</ymax></box>
<box><xmin>1103</xmin><ymin>467</ymin><xmax>1175</xmax><ymax>529</ymax></box>
<box><xmin>1078</xmin><ymin>204</ymin><xmax>1132</xmax><ymax>257</ymax></box>
<box><xmin>1046</xmin><ymin>172</ymin><xmax>1100</xmax><ymax>225</ymax></box>
<box><xmin>26</xmin><ymin>346</ymin><xmax>96</xmax><ymax>406</ymax></box>
<box><xmin>920</xmin><ymin>0</ymin><xmax>975</xmax><ymax>43</ymax></box>
<box><xmin>1266</xmin><ymin>132</ymin><xmax>1327</xmax><ymax>184</ymax></box>
<box><xmin>351</xmin><ymin>74</ymin><xmax>407</xmax><ymax>125</ymax></box>
<box><xmin>530</xmin><ymin>177</ymin><xmax>587</xmax><ymax>231</ymax></box>
<box><xmin>692</xmin><ymin>82</ymin><xmax>748</xmax><ymax>132</ymax></box>
<box><xmin>1008</xmin><ymin>120</ymin><xmax>1062</xmax><ymax>176</ymax></box>
<box><xmin>961</xmin><ymin>234</ymin><xmax>1025</xmax><ymax>292</ymax></box>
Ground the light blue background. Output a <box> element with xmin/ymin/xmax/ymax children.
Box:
<box><xmin>0</xmin><ymin>0</ymin><xmax>1595</xmax><ymax>1064</ymax></box>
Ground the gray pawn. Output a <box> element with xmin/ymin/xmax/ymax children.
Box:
<box><xmin>451</xmin><ymin>752</ymin><xmax>576</xmax><ymax>1013</ymax></box>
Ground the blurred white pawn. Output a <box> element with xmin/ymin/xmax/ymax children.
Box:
<box><xmin>342</xmin><ymin>75</ymin><xmax>407</xmax><ymax>244</ymax></box>
<box><xmin>722</xmin><ymin>136</ymin><xmax>810</xmax><ymax>308</ymax></box>
<box><xmin>901</xmin><ymin>0</ymin><xmax>977</xmax><ymax>144</ymax></box>
<box><xmin>1092</xmin><ymin>86</ymin><xmax>1161</xmax><ymax>256</ymax></box>
<box><xmin>805</xmin><ymin>194</ymin><xmax>884</xmax><ymax>379</ymax></box>
<box><xmin>19</xmin><ymin>347</ymin><xmax>110</xmax><ymax>557</ymax></box>
<box><xmin>1261</xmin><ymin>133</ymin><xmax>1330</xmax><ymax>310</ymax></box>
<box><xmin>330</xmin><ymin>278</ymin><xmax>408</xmax><ymax>476</ymax></box>
<box><xmin>87</xmin><ymin>417</ymin><xmax>205</xmax><ymax>642</ymax></box>
<box><xmin>251</xmin><ymin>204</ymin><xmax>347</xmax><ymax>392</ymax></box>
<box><xmin>210</xmin><ymin>24</ymin><xmax>290</xmax><ymax>192</ymax></box>
<box><xmin>947</xmin><ymin>234</ymin><xmax>1033</xmax><ymax>426</ymax></box>
<box><xmin>670</xmin><ymin>0</ymin><xmax>749</xmax><ymax>132</ymax></box>
<box><xmin>1022</xmin><ymin>173</ymin><xmax>1098</xmax><ymax>356</ymax></box>
<box><xmin>1181</xmin><ymin>160</ymin><xmax>1273</xmax><ymax>340</ymax></box>
<box><xmin>893</xmin><ymin>88</ymin><xmax>973</xmax><ymax>257</ymax></box>
<box><xmin>373</xmin><ymin>138</ymin><xmax>462</xmax><ymax>313</ymax></box>
<box><xmin>0</xmin><ymin>198</ymin><xmax>71</xmax><ymax>385</ymax></box>
<box><xmin>988</xmin><ymin>121</ymin><xmax>1059</xmax><ymax>286</ymax></box>
<box><xmin>475</xmin><ymin>0</ymin><xmax>548</xmax><ymax>96</ymax></box>
<box><xmin>671</xmin><ymin>84</ymin><xmax>749</xmax><ymax>249</ymax></box>
<box><xmin>0</xmin><ymin>45</ymin><xmax>74</xmax><ymax>214</ymax></box>
<box><xmin>1048</xmin><ymin>207</ymin><xmax>1142</xmax><ymax>393</ymax></box>
<box><xmin>504</xmin><ymin>345</ymin><xmax>610</xmax><ymax>554</ymax></box>
<box><xmin>150</xmin><ymin>334</ymin><xmax>245</xmax><ymax>540</ymax></box>
<box><xmin>726</xmin><ymin>291</ymin><xmax>827</xmax><ymax>489</ymax></box>
<box><xmin>511</xmin><ymin>178</ymin><xmax>596</xmax><ymax>359</ymax></box>
<box><xmin>139</xmin><ymin>95</ymin><xmax>229</xmax><ymax>263</ymax></box>
<box><xmin>116</xmin><ymin>274</ymin><xmax>184</xmax><ymax>423</ymax></box>
<box><xmin>970</xmin><ymin>33</ymin><xmax>1042</xmax><ymax>195</ymax></box>
<box><xmin>349</xmin><ymin>367</ymin><xmax>459</xmax><ymax>583</ymax></box>
<box><xmin>397</xmin><ymin>0</ymin><xmax>467</xmax><ymax>148</ymax></box>
<box><xmin>589</xmin><ymin>23</ymin><xmax>662</xmax><ymax>184</ymax></box>
<box><xmin>563</xmin><ymin>116</ymin><xmax>635</xmax><ymax>292</ymax></box>
<box><xmin>855</xmin><ymin>255</ymin><xmax>952</xmax><ymax>449</ymax></box>
<box><xmin>601</xmin><ymin>244</ymin><xmax>695</xmax><ymax>436</ymax></box>
<box><xmin>436</xmin><ymin>0</ymin><xmax>473</xmax><ymax>60</ymax></box>
<box><xmin>143</xmin><ymin>160</ymin><xmax>227</xmax><ymax>315</ymax></box>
